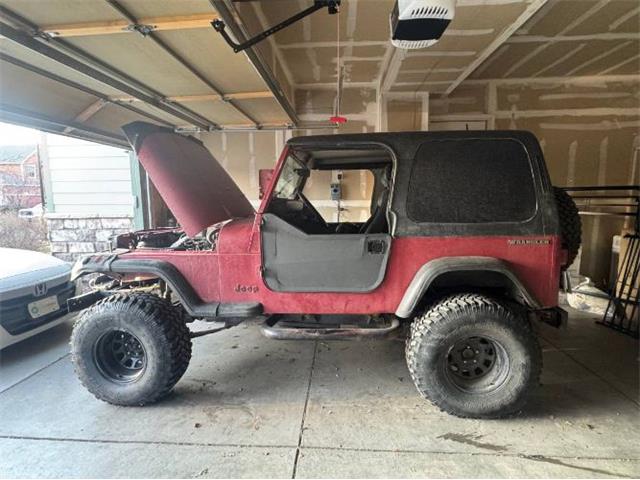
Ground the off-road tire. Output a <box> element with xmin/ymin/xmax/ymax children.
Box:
<box><xmin>406</xmin><ymin>293</ymin><xmax>541</xmax><ymax>419</ymax></box>
<box><xmin>71</xmin><ymin>292</ymin><xmax>192</xmax><ymax>406</ymax></box>
<box><xmin>554</xmin><ymin>186</ymin><xmax>581</xmax><ymax>269</ymax></box>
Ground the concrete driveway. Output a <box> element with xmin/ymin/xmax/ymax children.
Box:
<box><xmin>0</xmin><ymin>309</ymin><xmax>638</xmax><ymax>478</ymax></box>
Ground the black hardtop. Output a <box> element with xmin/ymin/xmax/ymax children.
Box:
<box><xmin>288</xmin><ymin>130</ymin><xmax>557</xmax><ymax>238</ymax></box>
<box><xmin>287</xmin><ymin>130</ymin><xmax>542</xmax><ymax>163</ymax></box>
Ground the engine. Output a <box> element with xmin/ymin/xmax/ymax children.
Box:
<box><xmin>112</xmin><ymin>228</ymin><xmax>215</xmax><ymax>251</ymax></box>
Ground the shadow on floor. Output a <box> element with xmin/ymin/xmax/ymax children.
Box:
<box><xmin>0</xmin><ymin>317</ymin><xmax>74</xmax><ymax>392</ymax></box>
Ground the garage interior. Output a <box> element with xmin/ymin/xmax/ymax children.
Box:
<box><xmin>0</xmin><ymin>0</ymin><xmax>638</xmax><ymax>478</ymax></box>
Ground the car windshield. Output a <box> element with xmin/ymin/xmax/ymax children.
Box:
<box><xmin>273</xmin><ymin>154</ymin><xmax>307</xmax><ymax>200</ymax></box>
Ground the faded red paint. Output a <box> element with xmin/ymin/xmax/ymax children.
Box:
<box><xmin>119</xmin><ymin>136</ymin><xmax>562</xmax><ymax>316</ymax></box>
<box><xmin>120</xmin><ymin>219</ymin><xmax>562</xmax><ymax>315</ymax></box>
<box><xmin>130</xmin><ymin>125</ymin><xmax>254</xmax><ymax>237</ymax></box>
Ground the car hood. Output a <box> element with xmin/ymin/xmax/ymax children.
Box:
<box><xmin>122</xmin><ymin>122</ymin><xmax>254</xmax><ymax>237</ymax></box>
<box><xmin>0</xmin><ymin>248</ymin><xmax>71</xmax><ymax>293</ymax></box>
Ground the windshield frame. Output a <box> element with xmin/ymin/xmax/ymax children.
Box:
<box><xmin>271</xmin><ymin>152</ymin><xmax>309</xmax><ymax>200</ymax></box>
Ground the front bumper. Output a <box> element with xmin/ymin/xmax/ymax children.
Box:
<box><xmin>0</xmin><ymin>281</ymin><xmax>76</xmax><ymax>336</ymax></box>
<box><xmin>66</xmin><ymin>289</ymin><xmax>109</xmax><ymax>313</ymax></box>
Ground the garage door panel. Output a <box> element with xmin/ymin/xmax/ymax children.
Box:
<box><xmin>1</xmin><ymin>0</ymin><xmax>120</xmax><ymax>26</ymax></box>
<box><xmin>117</xmin><ymin>0</ymin><xmax>213</xmax><ymax>19</ymax></box>
<box><xmin>231</xmin><ymin>98</ymin><xmax>290</xmax><ymax>125</ymax></box>
<box><xmin>153</xmin><ymin>29</ymin><xmax>269</xmax><ymax>94</ymax></box>
<box><xmin>62</xmin><ymin>35</ymin><xmax>212</xmax><ymax>97</ymax></box>
<box><xmin>0</xmin><ymin>59</ymin><xmax>97</xmax><ymax>120</ymax></box>
<box><xmin>82</xmin><ymin>103</ymin><xmax>160</xmax><ymax>136</ymax></box>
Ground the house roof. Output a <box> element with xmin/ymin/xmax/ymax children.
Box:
<box><xmin>0</xmin><ymin>145</ymin><xmax>37</xmax><ymax>164</ymax></box>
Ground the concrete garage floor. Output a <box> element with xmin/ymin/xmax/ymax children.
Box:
<box><xmin>0</xmin><ymin>307</ymin><xmax>638</xmax><ymax>478</ymax></box>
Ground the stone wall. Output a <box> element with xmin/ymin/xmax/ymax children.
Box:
<box><xmin>45</xmin><ymin>214</ymin><xmax>133</xmax><ymax>262</ymax></box>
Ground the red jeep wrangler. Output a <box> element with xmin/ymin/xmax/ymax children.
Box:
<box><xmin>69</xmin><ymin>122</ymin><xmax>580</xmax><ymax>418</ymax></box>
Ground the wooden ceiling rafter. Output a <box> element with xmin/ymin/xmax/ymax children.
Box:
<box><xmin>40</xmin><ymin>13</ymin><xmax>219</xmax><ymax>38</ymax></box>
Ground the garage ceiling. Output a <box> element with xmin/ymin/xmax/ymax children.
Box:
<box><xmin>246</xmin><ymin>0</ymin><xmax>638</xmax><ymax>93</ymax></box>
<box><xmin>0</xmin><ymin>0</ymin><xmax>638</xmax><ymax>146</ymax></box>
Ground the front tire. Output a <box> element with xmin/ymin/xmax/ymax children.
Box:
<box><xmin>71</xmin><ymin>293</ymin><xmax>192</xmax><ymax>406</ymax></box>
<box><xmin>406</xmin><ymin>294</ymin><xmax>541</xmax><ymax>418</ymax></box>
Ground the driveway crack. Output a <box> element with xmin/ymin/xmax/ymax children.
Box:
<box><xmin>291</xmin><ymin>341</ymin><xmax>318</xmax><ymax>479</ymax></box>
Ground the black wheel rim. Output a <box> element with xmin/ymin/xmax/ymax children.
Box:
<box><xmin>444</xmin><ymin>335</ymin><xmax>509</xmax><ymax>393</ymax></box>
<box><xmin>93</xmin><ymin>330</ymin><xmax>146</xmax><ymax>383</ymax></box>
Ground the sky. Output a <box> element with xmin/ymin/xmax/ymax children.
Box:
<box><xmin>0</xmin><ymin>122</ymin><xmax>43</xmax><ymax>146</ymax></box>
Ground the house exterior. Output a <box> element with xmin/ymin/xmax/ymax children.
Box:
<box><xmin>0</xmin><ymin>145</ymin><xmax>42</xmax><ymax>211</ymax></box>
<box><xmin>40</xmin><ymin>134</ymin><xmax>143</xmax><ymax>262</ymax></box>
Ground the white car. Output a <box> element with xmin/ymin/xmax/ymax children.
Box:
<box><xmin>0</xmin><ymin>248</ymin><xmax>77</xmax><ymax>349</ymax></box>
<box><xmin>18</xmin><ymin>203</ymin><xmax>44</xmax><ymax>219</ymax></box>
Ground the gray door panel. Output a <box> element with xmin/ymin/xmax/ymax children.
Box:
<box><xmin>261</xmin><ymin>214</ymin><xmax>391</xmax><ymax>292</ymax></box>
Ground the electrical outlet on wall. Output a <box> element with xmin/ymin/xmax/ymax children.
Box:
<box><xmin>330</xmin><ymin>170</ymin><xmax>343</xmax><ymax>201</ymax></box>
<box><xmin>330</xmin><ymin>182</ymin><xmax>342</xmax><ymax>201</ymax></box>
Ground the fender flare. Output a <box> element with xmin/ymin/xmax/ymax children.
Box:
<box><xmin>72</xmin><ymin>256</ymin><xmax>261</xmax><ymax>318</ymax></box>
<box><xmin>395</xmin><ymin>256</ymin><xmax>541</xmax><ymax>318</ymax></box>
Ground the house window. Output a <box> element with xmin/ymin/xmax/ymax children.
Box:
<box><xmin>24</xmin><ymin>165</ymin><xmax>36</xmax><ymax>179</ymax></box>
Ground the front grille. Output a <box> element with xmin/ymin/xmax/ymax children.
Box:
<box><xmin>0</xmin><ymin>282</ymin><xmax>76</xmax><ymax>335</ymax></box>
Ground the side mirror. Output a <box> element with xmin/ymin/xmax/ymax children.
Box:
<box><xmin>259</xmin><ymin>169</ymin><xmax>274</xmax><ymax>199</ymax></box>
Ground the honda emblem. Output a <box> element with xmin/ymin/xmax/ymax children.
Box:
<box><xmin>34</xmin><ymin>283</ymin><xmax>48</xmax><ymax>297</ymax></box>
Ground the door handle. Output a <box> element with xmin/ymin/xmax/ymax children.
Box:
<box><xmin>367</xmin><ymin>239</ymin><xmax>386</xmax><ymax>254</ymax></box>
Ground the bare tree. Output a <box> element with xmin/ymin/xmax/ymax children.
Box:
<box><xmin>0</xmin><ymin>212</ymin><xmax>48</xmax><ymax>252</ymax></box>
<box><xmin>0</xmin><ymin>172</ymin><xmax>40</xmax><ymax>212</ymax></box>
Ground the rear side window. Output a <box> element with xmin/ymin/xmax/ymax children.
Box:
<box><xmin>407</xmin><ymin>138</ymin><xmax>536</xmax><ymax>224</ymax></box>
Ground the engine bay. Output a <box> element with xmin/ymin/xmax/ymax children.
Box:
<box><xmin>113</xmin><ymin>227</ymin><xmax>216</xmax><ymax>252</ymax></box>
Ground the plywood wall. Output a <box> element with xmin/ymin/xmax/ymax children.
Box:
<box><xmin>198</xmin><ymin>130</ymin><xmax>285</xmax><ymax>208</ymax></box>
<box><xmin>494</xmin><ymin>80</ymin><xmax>639</xmax><ymax>285</ymax></box>
<box><xmin>295</xmin><ymin>87</ymin><xmax>379</xmax><ymax>132</ymax></box>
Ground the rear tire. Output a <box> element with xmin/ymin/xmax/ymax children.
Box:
<box><xmin>406</xmin><ymin>293</ymin><xmax>541</xmax><ymax>418</ymax></box>
<box><xmin>71</xmin><ymin>292</ymin><xmax>192</xmax><ymax>406</ymax></box>
<box><xmin>554</xmin><ymin>186</ymin><xmax>582</xmax><ymax>269</ymax></box>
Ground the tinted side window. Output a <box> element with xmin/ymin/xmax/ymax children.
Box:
<box><xmin>407</xmin><ymin>139</ymin><xmax>536</xmax><ymax>223</ymax></box>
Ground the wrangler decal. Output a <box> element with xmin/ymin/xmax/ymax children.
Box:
<box><xmin>507</xmin><ymin>239</ymin><xmax>551</xmax><ymax>246</ymax></box>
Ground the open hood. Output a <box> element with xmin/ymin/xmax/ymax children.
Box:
<box><xmin>122</xmin><ymin>122</ymin><xmax>254</xmax><ymax>237</ymax></box>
